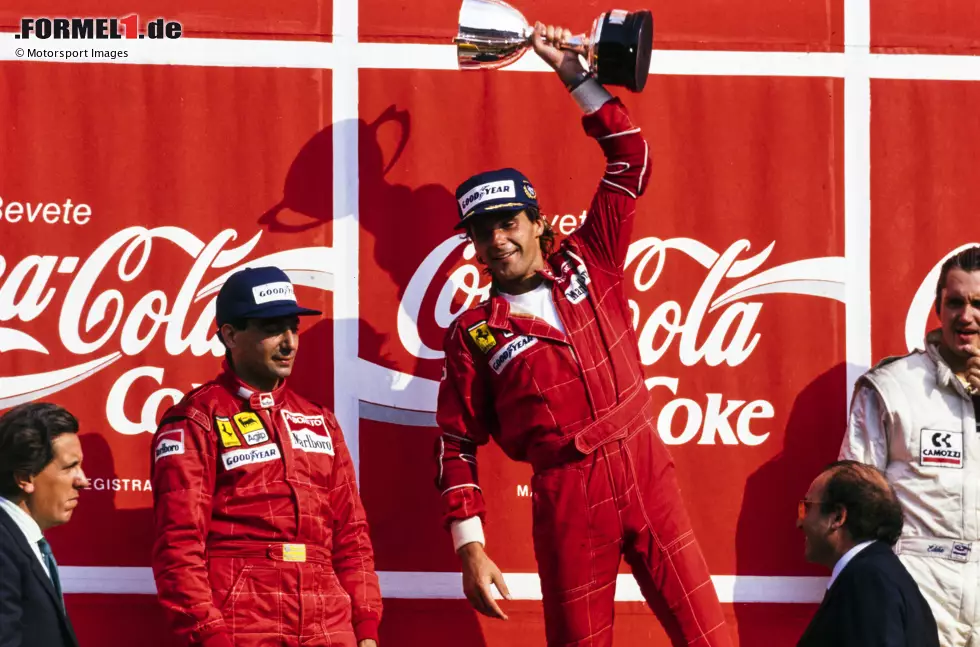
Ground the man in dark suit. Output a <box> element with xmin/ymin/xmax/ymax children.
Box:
<box><xmin>0</xmin><ymin>402</ymin><xmax>89</xmax><ymax>647</ymax></box>
<box><xmin>796</xmin><ymin>460</ymin><xmax>939</xmax><ymax>647</ymax></box>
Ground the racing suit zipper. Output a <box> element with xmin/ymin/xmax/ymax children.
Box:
<box><xmin>256</xmin><ymin>406</ymin><xmax>304</xmax><ymax>539</ymax></box>
<box><xmin>553</xmin><ymin>285</ymin><xmax>599</xmax><ymax>419</ymax></box>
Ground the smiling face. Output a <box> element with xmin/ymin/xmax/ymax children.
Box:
<box><xmin>938</xmin><ymin>268</ymin><xmax>980</xmax><ymax>368</ymax></box>
<box><xmin>467</xmin><ymin>210</ymin><xmax>546</xmax><ymax>292</ymax></box>
<box><xmin>222</xmin><ymin>315</ymin><xmax>300</xmax><ymax>391</ymax></box>
<box><xmin>796</xmin><ymin>470</ymin><xmax>838</xmax><ymax>567</ymax></box>
<box><xmin>21</xmin><ymin>432</ymin><xmax>88</xmax><ymax>531</ymax></box>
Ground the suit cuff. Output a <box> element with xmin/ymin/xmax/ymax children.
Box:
<box><xmin>571</xmin><ymin>78</ymin><xmax>614</xmax><ymax>114</ymax></box>
<box><xmin>354</xmin><ymin>617</ymin><xmax>380</xmax><ymax>643</ymax></box>
<box><xmin>451</xmin><ymin>516</ymin><xmax>486</xmax><ymax>552</ymax></box>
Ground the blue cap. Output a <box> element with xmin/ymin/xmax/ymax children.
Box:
<box><xmin>215</xmin><ymin>266</ymin><xmax>321</xmax><ymax>325</ymax></box>
<box><xmin>454</xmin><ymin>168</ymin><xmax>539</xmax><ymax>230</ymax></box>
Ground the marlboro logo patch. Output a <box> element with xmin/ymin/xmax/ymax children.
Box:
<box><xmin>154</xmin><ymin>429</ymin><xmax>185</xmax><ymax>462</ymax></box>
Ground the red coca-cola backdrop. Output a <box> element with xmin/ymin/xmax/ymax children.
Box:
<box><xmin>0</xmin><ymin>0</ymin><xmax>976</xmax><ymax>645</ymax></box>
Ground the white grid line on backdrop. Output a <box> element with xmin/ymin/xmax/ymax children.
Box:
<box><xmin>59</xmin><ymin>567</ymin><xmax>830</xmax><ymax>603</ymax></box>
<box><xmin>2</xmin><ymin>0</ymin><xmax>968</xmax><ymax>602</ymax></box>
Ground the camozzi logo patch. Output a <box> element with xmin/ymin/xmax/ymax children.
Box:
<box><xmin>490</xmin><ymin>335</ymin><xmax>537</xmax><ymax>374</ymax></box>
<box><xmin>458</xmin><ymin>180</ymin><xmax>515</xmax><ymax>215</ymax></box>
<box><xmin>920</xmin><ymin>429</ymin><xmax>963</xmax><ymax>468</ymax></box>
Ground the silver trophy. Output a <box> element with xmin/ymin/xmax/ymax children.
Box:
<box><xmin>454</xmin><ymin>0</ymin><xmax>654</xmax><ymax>92</ymax></box>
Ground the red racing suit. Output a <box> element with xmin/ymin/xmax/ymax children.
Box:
<box><xmin>436</xmin><ymin>96</ymin><xmax>732</xmax><ymax>647</ymax></box>
<box><xmin>151</xmin><ymin>364</ymin><xmax>382</xmax><ymax>647</ymax></box>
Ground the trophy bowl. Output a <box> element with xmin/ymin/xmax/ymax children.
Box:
<box><xmin>455</xmin><ymin>0</ymin><xmax>654</xmax><ymax>92</ymax></box>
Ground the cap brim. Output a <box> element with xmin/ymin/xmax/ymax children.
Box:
<box><xmin>453</xmin><ymin>205</ymin><xmax>527</xmax><ymax>230</ymax></box>
<box><xmin>240</xmin><ymin>303</ymin><xmax>323</xmax><ymax>319</ymax></box>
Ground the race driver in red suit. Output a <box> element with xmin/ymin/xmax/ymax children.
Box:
<box><xmin>435</xmin><ymin>24</ymin><xmax>732</xmax><ymax>647</ymax></box>
<box><xmin>151</xmin><ymin>266</ymin><xmax>382</xmax><ymax>647</ymax></box>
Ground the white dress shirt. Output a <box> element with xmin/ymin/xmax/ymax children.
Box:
<box><xmin>0</xmin><ymin>495</ymin><xmax>51</xmax><ymax>578</ymax></box>
<box><xmin>828</xmin><ymin>540</ymin><xmax>875</xmax><ymax>589</ymax></box>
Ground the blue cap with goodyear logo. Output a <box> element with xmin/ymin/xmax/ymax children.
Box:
<box><xmin>215</xmin><ymin>266</ymin><xmax>321</xmax><ymax>325</ymax></box>
<box><xmin>454</xmin><ymin>168</ymin><xmax>538</xmax><ymax>230</ymax></box>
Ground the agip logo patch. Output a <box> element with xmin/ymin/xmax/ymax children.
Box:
<box><xmin>233</xmin><ymin>412</ymin><xmax>265</xmax><ymax>435</ymax></box>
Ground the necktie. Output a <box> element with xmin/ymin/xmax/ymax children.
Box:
<box><xmin>37</xmin><ymin>538</ymin><xmax>64</xmax><ymax>607</ymax></box>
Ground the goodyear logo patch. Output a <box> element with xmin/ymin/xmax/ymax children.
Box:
<box><xmin>215</xmin><ymin>417</ymin><xmax>241</xmax><ymax>448</ymax></box>
<box><xmin>490</xmin><ymin>335</ymin><xmax>537</xmax><ymax>374</ymax></box>
<box><xmin>222</xmin><ymin>444</ymin><xmax>282</xmax><ymax>470</ymax></box>
<box><xmin>467</xmin><ymin>321</ymin><xmax>497</xmax><ymax>354</ymax></box>
<box><xmin>233</xmin><ymin>411</ymin><xmax>265</xmax><ymax>435</ymax></box>
<box><xmin>252</xmin><ymin>281</ymin><xmax>296</xmax><ymax>305</ymax></box>
<box><xmin>458</xmin><ymin>180</ymin><xmax>515</xmax><ymax>215</ymax></box>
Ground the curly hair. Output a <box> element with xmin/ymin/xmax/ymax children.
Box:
<box><xmin>935</xmin><ymin>245</ymin><xmax>980</xmax><ymax>315</ymax></box>
<box><xmin>820</xmin><ymin>460</ymin><xmax>904</xmax><ymax>545</ymax></box>
<box><xmin>527</xmin><ymin>207</ymin><xmax>557</xmax><ymax>258</ymax></box>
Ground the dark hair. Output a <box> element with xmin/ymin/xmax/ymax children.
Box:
<box><xmin>217</xmin><ymin>317</ymin><xmax>248</xmax><ymax>362</ymax></box>
<box><xmin>216</xmin><ymin>318</ymin><xmax>248</xmax><ymax>348</ymax></box>
<box><xmin>0</xmin><ymin>403</ymin><xmax>79</xmax><ymax>499</ymax></box>
<box><xmin>935</xmin><ymin>246</ymin><xmax>980</xmax><ymax>315</ymax></box>
<box><xmin>526</xmin><ymin>207</ymin><xmax>556</xmax><ymax>258</ymax></box>
<box><xmin>466</xmin><ymin>207</ymin><xmax>556</xmax><ymax>276</ymax></box>
<box><xmin>820</xmin><ymin>460</ymin><xmax>904</xmax><ymax>545</ymax></box>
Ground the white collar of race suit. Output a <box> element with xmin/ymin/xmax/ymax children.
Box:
<box><xmin>236</xmin><ymin>385</ymin><xmax>277</xmax><ymax>409</ymax></box>
<box><xmin>924</xmin><ymin>328</ymin><xmax>975</xmax><ymax>396</ymax></box>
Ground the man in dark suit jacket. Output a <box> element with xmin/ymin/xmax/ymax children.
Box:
<box><xmin>0</xmin><ymin>402</ymin><xmax>89</xmax><ymax>647</ymax></box>
<box><xmin>796</xmin><ymin>460</ymin><xmax>939</xmax><ymax>647</ymax></box>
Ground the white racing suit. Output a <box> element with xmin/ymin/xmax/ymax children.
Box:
<box><xmin>841</xmin><ymin>330</ymin><xmax>980</xmax><ymax>647</ymax></box>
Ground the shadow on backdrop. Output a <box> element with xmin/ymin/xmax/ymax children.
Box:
<box><xmin>733</xmin><ymin>362</ymin><xmax>855</xmax><ymax>646</ymax></box>
<box><xmin>258</xmin><ymin>112</ymin><xmax>488</xmax><ymax>646</ymax></box>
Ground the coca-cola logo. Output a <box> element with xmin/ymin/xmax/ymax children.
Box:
<box><xmin>0</xmin><ymin>226</ymin><xmax>332</xmax><ymax>435</ymax></box>
<box><xmin>6</xmin><ymin>218</ymin><xmax>894</xmax><ymax>447</ymax></box>
<box><xmin>357</xmin><ymin>231</ymin><xmax>848</xmax><ymax>446</ymax></box>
